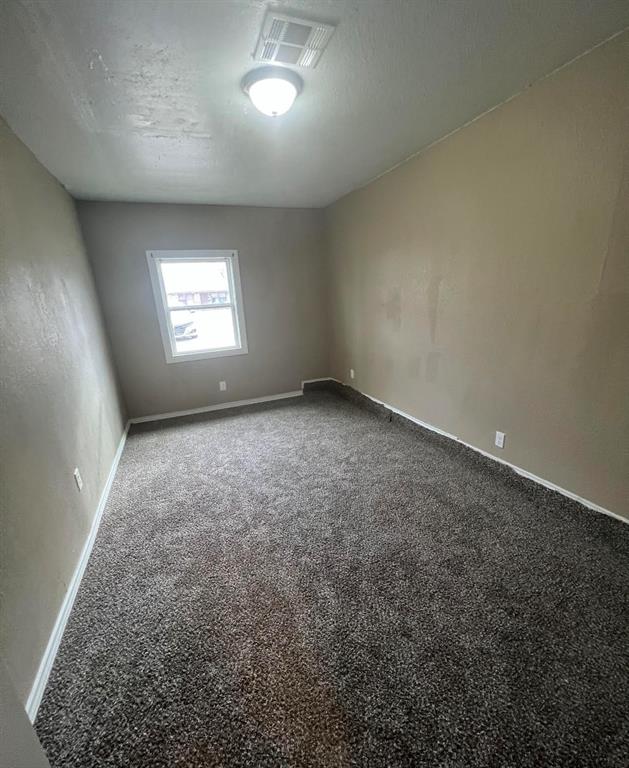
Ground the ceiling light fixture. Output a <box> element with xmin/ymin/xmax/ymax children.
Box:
<box><xmin>242</xmin><ymin>66</ymin><xmax>303</xmax><ymax>117</ymax></box>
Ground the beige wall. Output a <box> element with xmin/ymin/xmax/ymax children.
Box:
<box><xmin>0</xmin><ymin>119</ymin><xmax>126</xmax><ymax>702</ymax></box>
<box><xmin>1</xmin><ymin>30</ymin><xmax>627</xmax><ymax>713</ymax></box>
<box><xmin>78</xmin><ymin>202</ymin><xmax>329</xmax><ymax>418</ymax></box>
<box><xmin>325</xmin><ymin>32</ymin><xmax>629</xmax><ymax>519</ymax></box>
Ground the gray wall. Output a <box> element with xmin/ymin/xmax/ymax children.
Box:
<box><xmin>0</xmin><ymin>660</ymin><xmax>50</xmax><ymax>767</ymax></box>
<box><xmin>78</xmin><ymin>203</ymin><xmax>329</xmax><ymax>418</ymax></box>
<box><xmin>325</xmin><ymin>31</ymin><xmax>629</xmax><ymax>520</ymax></box>
<box><xmin>0</xmin><ymin>118</ymin><xmax>126</xmax><ymax>702</ymax></box>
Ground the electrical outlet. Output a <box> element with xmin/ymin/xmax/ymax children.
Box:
<box><xmin>73</xmin><ymin>467</ymin><xmax>83</xmax><ymax>492</ymax></box>
<box><xmin>495</xmin><ymin>431</ymin><xmax>506</xmax><ymax>449</ymax></box>
<box><xmin>350</xmin><ymin>368</ymin><xmax>355</xmax><ymax>380</ymax></box>
<box><xmin>219</xmin><ymin>381</ymin><xmax>227</xmax><ymax>391</ymax></box>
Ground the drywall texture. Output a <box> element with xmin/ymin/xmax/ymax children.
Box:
<box><xmin>78</xmin><ymin>203</ymin><xmax>329</xmax><ymax>418</ymax></box>
<box><xmin>325</xmin><ymin>31</ymin><xmax>629</xmax><ymax>519</ymax></box>
<box><xmin>0</xmin><ymin>118</ymin><xmax>126</xmax><ymax>703</ymax></box>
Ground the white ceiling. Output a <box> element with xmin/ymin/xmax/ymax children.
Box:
<box><xmin>1</xmin><ymin>0</ymin><xmax>628</xmax><ymax>207</ymax></box>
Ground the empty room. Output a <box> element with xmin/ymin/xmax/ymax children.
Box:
<box><xmin>1</xmin><ymin>1</ymin><xmax>628</xmax><ymax>766</ymax></box>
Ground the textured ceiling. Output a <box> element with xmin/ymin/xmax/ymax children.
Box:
<box><xmin>1</xmin><ymin>0</ymin><xmax>628</xmax><ymax>207</ymax></box>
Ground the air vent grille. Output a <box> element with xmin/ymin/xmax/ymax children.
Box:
<box><xmin>262</xmin><ymin>41</ymin><xmax>276</xmax><ymax>60</ymax></box>
<box><xmin>269</xmin><ymin>18</ymin><xmax>285</xmax><ymax>40</ymax></box>
<box><xmin>253</xmin><ymin>11</ymin><xmax>336</xmax><ymax>69</ymax></box>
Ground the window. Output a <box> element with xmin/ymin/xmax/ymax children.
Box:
<box><xmin>146</xmin><ymin>250</ymin><xmax>248</xmax><ymax>363</ymax></box>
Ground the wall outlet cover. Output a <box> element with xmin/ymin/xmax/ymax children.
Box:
<box><xmin>219</xmin><ymin>381</ymin><xmax>227</xmax><ymax>391</ymax></box>
<box><xmin>350</xmin><ymin>368</ymin><xmax>355</xmax><ymax>379</ymax></box>
<box><xmin>495</xmin><ymin>431</ymin><xmax>506</xmax><ymax>449</ymax></box>
<box><xmin>73</xmin><ymin>467</ymin><xmax>83</xmax><ymax>491</ymax></box>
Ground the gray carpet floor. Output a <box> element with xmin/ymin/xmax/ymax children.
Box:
<box><xmin>36</xmin><ymin>390</ymin><xmax>629</xmax><ymax>767</ymax></box>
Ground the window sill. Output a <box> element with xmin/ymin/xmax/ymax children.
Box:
<box><xmin>166</xmin><ymin>346</ymin><xmax>249</xmax><ymax>364</ymax></box>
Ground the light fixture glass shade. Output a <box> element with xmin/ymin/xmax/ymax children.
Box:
<box><xmin>242</xmin><ymin>67</ymin><xmax>303</xmax><ymax>117</ymax></box>
<box><xmin>248</xmin><ymin>78</ymin><xmax>297</xmax><ymax>116</ymax></box>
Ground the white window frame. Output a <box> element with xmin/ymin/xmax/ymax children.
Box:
<box><xmin>146</xmin><ymin>249</ymin><xmax>249</xmax><ymax>364</ymax></box>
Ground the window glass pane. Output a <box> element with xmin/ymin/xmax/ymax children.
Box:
<box><xmin>160</xmin><ymin>260</ymin><xmax>231</xmax><ymax>308</ymax></box>
<box><xmin>169</xmin><ymin>307</ymin><xmax>236</xmax><ymax>354</ymax></box>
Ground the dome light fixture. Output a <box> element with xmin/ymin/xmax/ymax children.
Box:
<box><xmin>242</xmin><ymin>66</ymin><xmax>303</xmax><ymax>117</ymax></box>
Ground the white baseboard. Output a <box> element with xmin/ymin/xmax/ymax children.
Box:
<box><xmin>23</xmin><ymin>377</ymin><xmax>625</xmax><ymax>722</ymax></box>
<box><xmin>129</xmin><ymin>390</ymin><xmax>304</xmax><ymax>425</ymax></box>
<box><xmin>25</xmin><ymin>423</ymin><xmax>130</xmax><ymax>723</ymax></box>
<box><xmin>319</xmin><ymin>378</ymin><xmax>626</xmax><ymax>526</ymax></box>
<box><xmin>25</xmin><ymin>389</ymin><xmax>304</xmax><ymax>721</ymax></box>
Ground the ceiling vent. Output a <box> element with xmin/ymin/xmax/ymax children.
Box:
<box><xmin>253</xmin><ymin>11</ymin><xmax>335</xmax><ymax>69</ymax></box>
